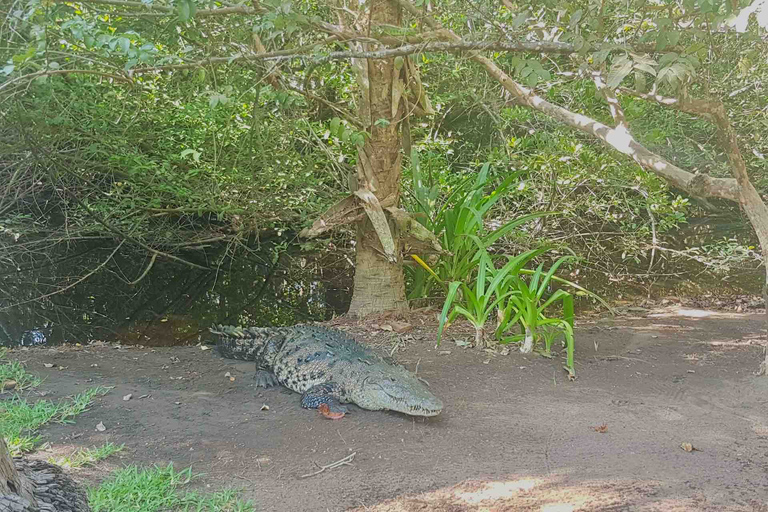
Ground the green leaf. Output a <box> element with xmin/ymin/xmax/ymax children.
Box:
<box><xmin>512</xmin><ymin>10</ymin><xmax>529</xmax><ymax>29</ymax></box>
<box><xmin>437</xmin><ymin>282</ymin><xmax>462</xmax><ymax>344</ymax></box>
<box><xmin>569</xmin><ymin>9</ymin><xmax>583</xmax><ymax>29</ymax></box>
<box><xmin>330</xmin><ymin>117</ymin><xmax>341</xmax><ymax>137</ymax></box>
<box><xmin>592</xmin><ymin>49</ymin><xmax>611</xmax><ymax>66</ymax></box>
<box><xmin>658</xmin><ymin>52</ymin><xmax>679</xmax><ymax>66</ymax></box>
<box><xmin>117</xmin><ymin>37</ymin><xmax>130</xmax><ymax>54</ymax></box>
<box><xmin>606</xmin><ymin>56</ymin><xmax>633</xmax><ymax>89</ymax></box>
<box><xmin>178</xmin><ymin>0</ymin><xmax>192</xmax><ymax>22</ymax></box>
<box><xmin>525</xmin><ymin>71</ymin><xmax>539</xmax><ymax>87</ymax></box>
<box><xmin>634</xmin><ymin>63</ymin><xmax>657</xmax><ymax>76</ymax></box>
<box><xmin>374</xmin><ymin>118</ymin><xmax>391</xmax><ymax>128</ymax></box>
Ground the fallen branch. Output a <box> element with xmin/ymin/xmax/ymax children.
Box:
<box><xmin>300</xmin><ymin>452</ymin><xmax>356</xmax><ymax>479</ymax></box>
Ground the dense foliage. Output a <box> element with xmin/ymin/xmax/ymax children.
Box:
<box><xmin>2</xmin><ymin>0</ymin><xmax>768</xmax><ymax>323</ymax></box>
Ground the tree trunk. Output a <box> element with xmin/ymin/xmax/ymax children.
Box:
<box><xmin>347</xmin><ymin>0</ymin><xmax>408</xmax><ymax>317</ymax></box>
<box><xmin>0</xmin><ymin>438</ymin><xmax>37</xmax><ymax>507</ymax></box>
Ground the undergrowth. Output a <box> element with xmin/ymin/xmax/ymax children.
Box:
<box><xmin>89</xmin><ymin>464</ymin><xmax>256</xmax><ymax>512</ymax></box>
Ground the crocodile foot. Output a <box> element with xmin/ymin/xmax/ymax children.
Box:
<box><xmin>317</xmin><ymin>403</ymin><xmax>346</xmax><ymax>420</ymax></box>
<box><xmin>254</xmin><ymin>370</ymin><xmax>279</xmax><ymax>388</ymax></box>
<box><xmin>301</xmin><ymin>382</ymin><xmax>347</xmax><ymax>419</ymax></box>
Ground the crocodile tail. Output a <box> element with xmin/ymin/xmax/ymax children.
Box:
<box><xmin>209</xmin><ymin>324</ymin><xmax>281</xmax><ymax>361</ymax></box>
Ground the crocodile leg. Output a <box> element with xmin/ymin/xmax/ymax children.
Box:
<box><xmin>301</xmin><ymin>382</ymin><xmax>348</xmax><ymax>419</ymax></box>
<box><xmin>253</xmin><ymin>369</ymin><xmax>279</xmax><ymax>388</ymax></box>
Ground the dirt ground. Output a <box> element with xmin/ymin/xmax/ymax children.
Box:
<box><xmin>5</xmin><ymin>307</ymin><xmax>768</xmax><ymax>511</ymax></box>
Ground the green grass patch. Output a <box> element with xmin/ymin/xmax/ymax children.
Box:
<box><xmin>0</xmin><ymin>353</ymin><xmax>111</xmax><ymax>454</ymax></box>
<box><xmin>1</xmin><ymin>386</ymin><xmax>111</xmax><ymax>454</ymax></box>
<box><xmin>89</xmin><ymin>464</ymin><xmax>255</xmax><ymax>512</ymax></box>
<box><xmin>49</xmin><ymin>442</ymin><xmax>125</xmax><ymax>469</ymax></box>
<box><xmin>0</xmin><ymin>351</ymin><xmax>42</xmax><ymax>391</ymax></box>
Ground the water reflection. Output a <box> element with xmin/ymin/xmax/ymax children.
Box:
<box><xmin>0</xmin><ymin>239</ymin><xmax>352</xmax><ymax>347</ymax></box>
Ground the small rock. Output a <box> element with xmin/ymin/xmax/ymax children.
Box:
<box><xmin>680</xmin><ymin>442</ymin><xmax>698</xmax><ymax>452</ymax></box>
<box><xmin>391</xmin><ymin>321</ymin><xmax>412</xmax><ymax>333</ymax></box>
<box><xmin>44</xmin><ymin>363</ymin><xmax>54</xmax><ymax>368</ymax></box>
<box><xmin>224</xmin><ymin>372</ymin><xmax>232</xmax><ymax>378</ymax></box>
<box><xmin>96</xmin><ymin>421</ymin><xmax>106</xmax><ymax>432</ymax></box>
<box><xmin>261</xmin><ymin>404</ymin><xmax>269</xmax><ymax>411</ymax></box>
<box><xmin>199</xmin><ymin>345</ymin><xmax>211</xmax><ymax>351</ymax></box>
<box><xmin>438</xmin><ymin>350</ymin><xmax>452</xmax><ymax>355</ymax></box>
<box><xmin>138</xmin><ymin>394</ymin><xmax>150</xmax><ymax>399</ymax></box>
<box><xmin>2</xmin><ymin>379</ymin><xmax>17</xmax><ymax>391</ymax></box>
<box><xmin>123</xmin><ymin>394</ymin><xmax>132</xmax><ymax>401</ymax></box>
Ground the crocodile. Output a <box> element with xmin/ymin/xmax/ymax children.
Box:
<box><xmin>210</xmin><ymin>324</ymin><xmax>443</xmax><ymax>419</ymax></box>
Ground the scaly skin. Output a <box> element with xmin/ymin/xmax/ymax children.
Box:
<box><xmin>210</xmin><ymin>324</ymin><xmax>443</xmax><ymax>418</ymax></box>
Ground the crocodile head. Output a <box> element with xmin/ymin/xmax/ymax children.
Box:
<box><xmin>352</xmin><ymin>366</ymin><xmax>443</xmax><ymax>417</ymax></box>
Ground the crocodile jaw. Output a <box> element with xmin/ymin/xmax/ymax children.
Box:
<box><xmin>354</xmin><ymin>373</ymin><xmax>443</xmax><ymax>417</ymax></box>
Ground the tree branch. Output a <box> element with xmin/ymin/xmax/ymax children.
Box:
<box><xmin>0</xmin><ymin>240</ymin><xmax>125</xmax><ymax>311</ymax></box>
<box><xmin>57</xmin><ymin>0</ymin><xmax>264</xmax><ymax>15</ymax></box>
<box><xmin>130</xmin><ymin>38</ymin><xmax>576</xmax><ymax>76</ymax></box>
<box><xmin>0</xmin><ymin>69</ymin><xmax>131</xmax><ymax>94</ymax></box>
<box><xmin>593</xmin><ymin>72</ymin><xmax>627</xmax><ymax>130</ymax></box>
<box><xmin>392</xmin><ymin>0</ymin><xmax>741</xmax><ymax>203</ymax></box>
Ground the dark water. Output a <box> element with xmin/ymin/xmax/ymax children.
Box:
<box><xmin>1</xmin><ymin>216</ymin><xmax>761</xmax><ymax>348</ymax></box>
<box><xmin>0</xmin><ymin>237</ymin><xmax>353</xmax><ymax>347</ymax></box>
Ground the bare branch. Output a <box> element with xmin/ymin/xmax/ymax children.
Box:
<box><xmin>131</xmin><ymin>39</ymin><xmax>575</xmax><ymax>76</ymax></box>
<box><xmin>593</xmin><ymin>73</ymin><xmax>627</xmax><ymax>130</ymax></box>
<box><xmin>0</xmin><ymin>241</ymin><xmax>125</xmax><ymax>311</ymax></box>
<box><xmin>56</xmin><ymin>0</ymin><xmax>264</xmax><ymax>15</ymax></box>
<box><xmin>0</xmin><ymin>69</ymin><xmax>131</xmax><ymax>94</ymax></box>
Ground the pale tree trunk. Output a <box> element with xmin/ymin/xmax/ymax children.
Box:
<box><xmin>347</xmin><ymin>0</ymin><xmax>409</xmax><ymax>317</ymax></box>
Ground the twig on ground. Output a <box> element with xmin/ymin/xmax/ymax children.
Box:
<box><xmin>300</xmin><ymin>452</ymin><xmax>356</xmax><ymax>478</ymax></box>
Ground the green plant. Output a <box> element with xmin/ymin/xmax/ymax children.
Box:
<box><xmin>431</xmin><ymin>239</ymin><xmax>605</xmax><ymax>376</ymax></box>
<box><xmin>89</xmin><ymin>464</ymin><xmax>255</xmax><ymax>512</ymax></box>
<box><xmin>406</xmin><ymin>157</ymin><xmax>555</xmax><ymax>299</ymax></box>
<box><xmin>0</xmin><ymin>374</ymin><xmax>110</xmax><ymax>454</ymax></box>
<box><xmin>496</xmin><ymin>256</ymin><xmax>578</xmax><ymax>377</ymax></box>
<box><xmin>0</xmin><ymin>358</ymin><xmax>42</xmax><ymax>391</ymax></box>
<box><xmin>435</xmin><ymin>247</ymin><xmax>523</xmax><ymax>348</ymax></box>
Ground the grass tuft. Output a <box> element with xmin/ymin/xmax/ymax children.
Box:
<box><xmin>0</xmin><ymin>353</ymin><xmax>42</xmax><ymax>391</ymax></box>
<box><xmin>49</xmin><ymin>442</ymin><xmax>125</xmax><ymax>469</ymax></box>
<box><xmin>0</xmin><ymin>354</ymin><xmax>112</xmax><ymax>454</ymax></box>
<box><xmin>1</xmin><ymin>387</ymin><xmax>111</xmax><ymax>454</ymax></box>
<box><xmin>89</xmin><ymin>464</ymin><xmax>255</xmax><ymax>512</ymax></box>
